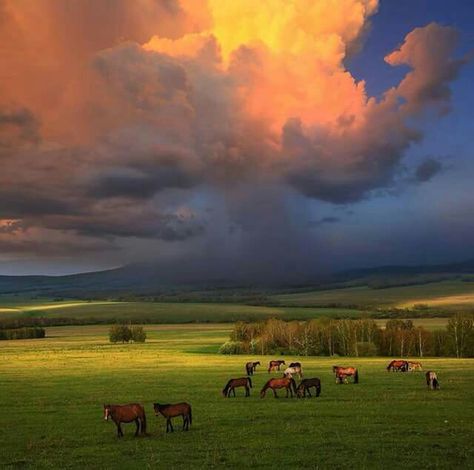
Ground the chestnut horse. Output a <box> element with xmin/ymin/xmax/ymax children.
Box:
<box><xmin>268</xmin><ymin>360</ymin><xmax>286</xmax><ymax>372</ymax></box>
<box><xmin>153</xmin><ymin>402</ymin><xmax>192</xmax><ymax>432</ymax></box>
<box><xmin>103</xmin><ymin>404</ymin><xmax>146</xmax><ymax>437</ymax></box>
<box><xmin>426</xmin><ymin>371</ymin><xmax>440</xmax><ymax>390</ymax></box>
<box><xmin>387</xmin><ymin>360</ymin><xmax>409</xmax><ymax>372</ymax></box>
<box><xmin>296</xmin><ymin>378</ymin><xmax>321</xmax><ymax>398</ymax></box>
<box><xmin>260</xmin><ymin>377</ymin><xmax>296</xmax><ymax>398</ymax></box>
<box><xmin>245</xmin><ymin>361</ymin><xmax>261</xmax><ymax>376</ymax></box>
<box><xmin>222</xmin><ymin>377</ymin><xmax>252</xmax><ymax>397</ymax></box>
<box><xmin>408</xmin><ymin>361</ymin><xmax>422</xmax><ymax>371</ymax></box>
<box><xmin>333</xmin><ymin>366</ymin><xmax>359</xmax><ymax>384</ymax></box>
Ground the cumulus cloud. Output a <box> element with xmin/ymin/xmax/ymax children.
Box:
<box><xmin>0</xmin><ymin>0</ymin><xmax>469</xmax><ymax>268</ymax></box>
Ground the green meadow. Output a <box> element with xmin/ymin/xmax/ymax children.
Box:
<box><xmin>1</xmin><ymin>324</ymin><xmax>473</xmax><ymax>469</ymax></box>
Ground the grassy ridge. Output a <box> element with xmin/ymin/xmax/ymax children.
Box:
<box><xmin>0</xmin><ymin>325</ymin><xmax>472</xmax><ymax>468</ymax></box>
<box><xmin>271</xmin><ymin>279</ymin><xmax>474</xmax><ymax>310</ymax></box>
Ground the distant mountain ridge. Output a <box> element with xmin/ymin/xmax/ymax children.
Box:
<box><xmin>0</xmin><ymin>259</ymin><xmax>473</xmax><ymax>298</ymax></box>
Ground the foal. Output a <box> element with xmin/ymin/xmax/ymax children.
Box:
<box><xmin>296</xmin><ymin>378</ymin><xmax>321</xmax><ymax>398</ymax></box>
<box><xmin>222</xmin><ymin>377</ymin><xmax>252</xmax><ymax>397</ymax></box>
<box><xmin>153</xmin><ymin>402</ymin><xmax>192</xmax><ymax>432</ymax></box>
<box><xmin>103</xmin><ymin>404</ymin><xmax>146</xmax><ymax>437</ymax></box>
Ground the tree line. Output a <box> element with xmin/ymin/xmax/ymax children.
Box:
<box><xmin>220</xmin><ymin>315</ymin><xmax>474</xmax><ymax>357</ymax></box>
<box><xmin>109</xmin><ymin>324</ymin><xmax>146</xmax><ymax>343</ymax></box>
<box><xmin>0</xmin><ymin>327</ymin><xmax>45</xmax><ymax>340</ymax></box>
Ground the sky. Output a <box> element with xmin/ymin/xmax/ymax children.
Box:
<box><xmin>0</xmin><ymin>0</ymin><xmax>473</xmax><ymax>279</ymax></box>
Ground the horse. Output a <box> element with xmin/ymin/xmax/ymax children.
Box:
<box><xmin>333</xmin><ymin>366</ymin><xmax>359</xmax><ymax>384</ymax></box>
<box><xmin>408</xmin><ymin>361</ymin><xmax>422</xmax><ymax>371</ymax></box>
<box><xmin>103</xmin><ymin>404</ymin><xmax>147</xmax><ymax>437</ymax></box>
<box><xmin>260</xmin><ymin>377</ymin><xmax>296</xmax><ymax>398</ymax></box>
<box><xmin>222</xmin><ymin>377</ymin><xmax>252</xmax><ymax>397</ymax></box>
<box><xmin>387</xmin><ymin>360</ymin><xmax>409</xmax><ymax>372</ymax></box>
<box><xmin>245</xmin><ymin>361</ymin><xmax>261</xmax><ymax>376</ymax></box>
<box><xmin>268</xmin><ymin>360</ymin><xmax>286</xmax><ymax>372</ymax></box>
<box><xmin>296</xmin><ymin>378</ymin><xmax>321</xmax><ymax>398</ymax></box>
<box><xmin>153</xmin><ymin>402</ymin><xmax>192</xmax><ymax>432</ymax></box>
<box><xmin>289</xmin><ymin>362</ymin><xmax>301</xmax><ymax>368</ymax></box>
<box><xmin>426</xmin><ymin>371</ymin><xmax>440</xmax><ymax>390</ymax></box>
<box><xmin>283</xmin><ymin>365</ymin><xmax>303</xmax><ymax>379</ymax></box>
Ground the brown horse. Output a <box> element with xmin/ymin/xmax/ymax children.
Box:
<box><xmin>153</xmin><ymin>402</ymin><xmax>192</xmax><ymax>432</ymax></box>
<box><xmin>245</xmin><ymin>361</ymin><xmax>261</xmax><ymax>376</ymax></box>
<box><xmin>223</xmin><ymin>377</ymin><xmax>252</xmax><ymax>397</ymax></box>
<box><xmin>296</xmin><ymin>378</ymin><xmax>321</xmax><ymax>398</ymax></box>
<box><xmin>426</xmin><ymin>371</ymin><xmax>440</xmax><ymax>390</ymax></box>
<box><xmin>103</xmin><ymin>404</ymin><xmax>146</xmax><ymax>437</ymax></box>
<box><xmin>260</xmin><ymin>377</ymin><xmax>296</xmax><ymax>398</ymax></box>
<box><xmin>289</xmin><ymin>362</ymin><xmax>302</xmax><ymax>368</ymax></box>
<box><xmin>387</xmin><ymin>360</ymin><xmax>409</xmax><ymax>372</ymax></box>
<box><xmin>268</xmin><ymin>360</ymin><xmax>286</xmax><ymax>372</ymax></box>
<box><xmin>408</xmin><ymin>361</ymin><xmax>422</xmax><ymax>371</ymax></box>
<box><xmin>333</xmin><ymin>366</ymin><xmax>359</xmax><ymax>384</ymax></box>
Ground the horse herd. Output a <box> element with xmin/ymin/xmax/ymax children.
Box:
<box><xmin>103</xmin><ymin>359</ymin><xmax>439</xmax><ymax>437</ymax></box>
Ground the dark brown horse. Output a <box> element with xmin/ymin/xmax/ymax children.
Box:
<box><xmin>426</xmin><ymin>371</ymin><xmax>440</xmax><ymax>390</ymax></box>
<box><xmin>223</xmin><ymin>377</ymin><xmax>252</xmax><ymax>397</ymax></box>
<box><xmin>268</xmin><ymin>360</ymin><xmax>286</xmax><ymax>372</ymax></box>
<box><xmin>387</xmin><ymin>360</ymin><xmax>409</xmax><ymax>372</ymax></box>
<box><xmin>103</xmin><ymin>404</ymin><xmax>146</xmax><ymax>437</ymax></box>
<box><xmin>245</xmin><ymin>361</ymin><xmax>261</xmax><ymax>376</ymax></box>
<box><xmin>260</xmin><ymin>377</ymin><xmax>296</xmax><ymax>398</ymax></box>
<box><xmin>153</xmin><ymin>402</ymin><xmax>192</xmax><ymax>432</ymax></box>
<box><xmin>296</xmin><ymin>378</ymin><xmax>321</xmax><ymax>398</ymax></box>
<box><xmin>333</xmin><ymin>366</ymin><xmax>359</xmax><ymax>384</ymax></box>
<box><xmin>289</xmin><ymin>362</ymin><xmax>302</xmax><ymax>368</ymax></box>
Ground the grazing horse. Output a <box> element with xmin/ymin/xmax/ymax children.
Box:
<box><xmin>153</xmin><ymin>402</ymin><xmax>192</xmax><ymax>432</ymax></box>
<box><xmin>260</xmin><ymin>377</ymin><xmax>297</xmax><ymax>398</ymax></box>
<box><xmin>289</xmin><ymin>362</ymin><xmax>302</xmax><ymax>368</ymax></box>
<box><xmin>268</xmin><ymin>360</ymin><xmax>286</xmax><ymax>372</ymax></box>
<box><xmin>283</xmin><ymin>365</ymin><xmax>303</xmax><ymax>379</ymax></box>
<box><xmin>333</xmin><ymin>366</ymin><xmax>359</xmax><ymax>384</ymax></box>
<box><xmin>296</xmin><ymin>378</ymin><xmax>321</xmax><ymax>398</ymax></box>
<box><xmin>245</xmin><ymin>361</ymin><xmax>261</xmax><ymax>376</ymax></box>
<box><xmin>222</xmin><ymin>377</ymin><xmax>252</xmax><ymax>397</ymax></box>
<box><xmin>103</xmin><ymin>404</ymin><xmax>146</xmax><ymax>437</ymax></box>
<box><xmin>408</xmin><ymin>361</ymin><xmax>423</xmax><ymax>371</ymax></box>
<box><xmin>387</xmin><ymin>360</ymin><xmax>409</xmax><ymax>372</ymax></box>
<box><xmin>426</xmin><ymin>371</ymin><xmax>440</xmax><ymax>390</ymax></box>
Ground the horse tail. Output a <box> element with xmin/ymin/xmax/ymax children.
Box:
<box><xmin>354</xmin><ymin>369</ymin><xmax>359</xmax><ymax>384</ymax></box>
<box><xmin>248</xmin><ymin>377</ymin><xmax>252</xmax><ymax>388</ymax></box>
<box><xmin>188</xmin><ymin>406</ymin><xmax>192</xmax><ymax>425</ymax></box>
<box><xmin>223</xmin><ymin>380</ymin><xmax>232</xmax><ymax>396</ymax></box>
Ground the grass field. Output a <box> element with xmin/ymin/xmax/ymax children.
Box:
<box><xmin>0</xmin><ymin>297</ymin><xmax>365</xmax><ymax>323</ymax></box>
<box><xmin>271</xmin><ymin>279</ymin><xmax>474</xmax><ymax>311</ymax></box>
<box><xmin>0</xmin><ymin>325</ymin><xmax>472</xmax><ymax>469</ymax></box>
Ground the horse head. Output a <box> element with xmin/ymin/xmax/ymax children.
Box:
<box><xmin>153</xmin><ymin>403</ymin><xmax>162</xmax><ymax>415</ymax></box>
<box><xmin>103</xmin><ymin>404</ymin><xmax>111</xmax><ymax>421</ymax></box>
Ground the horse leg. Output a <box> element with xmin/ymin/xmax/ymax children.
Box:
<box><xmin>183</xmin><ymin>416</ymin><xmax>186</xmax><ymax>431</ymax></box>
<box><xmin>245</xmin><ymin>386</ymin><xmax>249</xmax><ymax>397</ymax></box>
<box><xmin>134</xmin><ymin>419</ymin><xmax>140</xmax><ymax>437</ymax></box>
<box><xmin>232</xmin><ymin>387</ymin><xmax>236</xmax><ymax>397</ymax></box>
<box><xmin>307</xmin><ymin>387</ymin><xmax>312</xmax><ymax>398</ymax></box>
<box><xmin>117</xmin><ymin>423</ymin><xmax>123</xmax><ymax>438</ymax></box>
<box><xmin>273</xmin><ymin>389</ymin><xmax>278</xmax><ymax>398</ymax></box>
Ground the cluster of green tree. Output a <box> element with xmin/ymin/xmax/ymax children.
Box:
<box><xmin>0</xmin><ymin>327</ymin><xmax>45</xmax><ymax>340</ymax></box>
<box><xmin>108</xmin><ymin>324</ymin><xmax>146</xmax><ymax>343</ymax></box>
<box><xmin>220</xmin><ymin>315</ymin><xmax>474</xmax><ymax>357</ymax></box>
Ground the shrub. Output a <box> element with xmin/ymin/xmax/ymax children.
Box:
<box><xmin>109</xmin><ymin>324</ymin><xmax>132</xmax><ymax>343</ymax></box>
<box><xmin>130</xmin><ymin>325</ymin><xmax>146</xmax><ymax>343</ymax></box>
<box><xmin>218</xmin><ymin>341</ymin><xmax>242</xmax><ymax>355</ymax></box>
<box><xmin>356</xmin><ymin>341</ymin><xmax>378</xmax><ymax>357</ymax></box>
<box><xmin>0</xmin><ymin>327</ymin><xmax>45</xmax><ymax>340</ymax></box>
